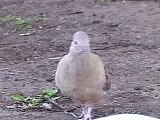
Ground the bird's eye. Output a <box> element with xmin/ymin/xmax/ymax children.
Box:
<box><xmin>74</xmin><ymin>41</ymin><xmax>78</xmax><ymax>45</ymax></box>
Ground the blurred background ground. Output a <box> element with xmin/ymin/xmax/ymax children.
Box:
<box><xmin>0</xmin><ymin>0</ymin><xmax>160</xmax><ymax>119</ymax></box>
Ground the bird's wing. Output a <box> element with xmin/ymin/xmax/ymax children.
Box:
<box><xmin>90</xmin><ymin>53</ymin><xmax>111</xmax><ymax>92</ymax></box>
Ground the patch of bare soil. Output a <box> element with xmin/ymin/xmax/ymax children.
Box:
<box><xmin>0</xmin><ymin>0</ymin><xmax>160</xmax><ymax>120</ymax></box>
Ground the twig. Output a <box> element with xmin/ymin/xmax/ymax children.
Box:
<box><xmin>67</xmin><ymin>11</ymin><xmax>83</xmax><ymax>15</ymax></box>
<box><xmin>47</xmin><ymin>98</ymin><xmax>65</xmax><ymax>110</ymax></box>
<box><xmin>64</xmin><ymin>109</ymin><xmax>78</xmax><ymax>118</ymax></box>
<box><xmin>48</xmin><ymin>57</ymin><xmax>62</xmax><ymax>60</ymax></box>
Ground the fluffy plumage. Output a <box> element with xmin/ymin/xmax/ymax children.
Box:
<box><xmin>55</xmin><ymin>31</ymin><xmax>111</xmax><ymax>120</ymax></box>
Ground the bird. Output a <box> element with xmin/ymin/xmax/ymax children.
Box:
<box><xmin>94</xmin><ymin>114</ymin><xmax>159</xmax><ymax>120</ymax></box>
<box><xmin>55</xmin><ymin>31</ymin><xmax>111</xmax><ymax>120</ymax></box>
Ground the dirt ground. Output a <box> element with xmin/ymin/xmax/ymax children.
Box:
<box><xmin>0</xmin><ymin>0</ymin><xmax>160</xmax><ymax>120</ymax></box>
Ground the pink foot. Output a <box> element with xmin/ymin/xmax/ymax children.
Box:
<box><xmin>82</xmin><ymin>107</ymin><xmax>93</xmax><ymax>120</ymax></box>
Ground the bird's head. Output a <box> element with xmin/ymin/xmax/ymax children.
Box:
<box><xmin>70</xmin><ymin>31</ymin><xmax>90</xmax><ymax>54</ymax></box>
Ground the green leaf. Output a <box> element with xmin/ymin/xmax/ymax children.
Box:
<box><xmin>15</xmin><ymin>17</ymin><xmax>32</xmax><ymax>29</ymax></box>
<box><xmin>10</xmin><ymin>88</ymin><xmax>59</xmax><ymax>109</ymax></box>
<box><xmin>42</xmin><ymin>89</ymin><xmax>58</xmax><ymax>98</ymax></box>
<box><xmin>0</xmin><ymin>15</ymin><xmax>16</xmax><ymax>26</ymax></box>
<box><xmin>11</xmin><ymin>94</ymin><xmax>27</xmax><ymax>102</ymax></box>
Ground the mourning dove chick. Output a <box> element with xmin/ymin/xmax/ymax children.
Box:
<box><xmin>55</xmin><ymin>31</ymin><xmax>111</xmax><ymax>120</ymax></box>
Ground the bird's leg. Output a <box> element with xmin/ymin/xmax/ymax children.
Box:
<box><xmin>79</xmin><ymin>106</ymin><xmax>88</xmax><ymax>118</ymax></box>
<box><xmin>83</xmin><ymin>106</ymin><xmax>93</xmax><ymax>120</ymax></box>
